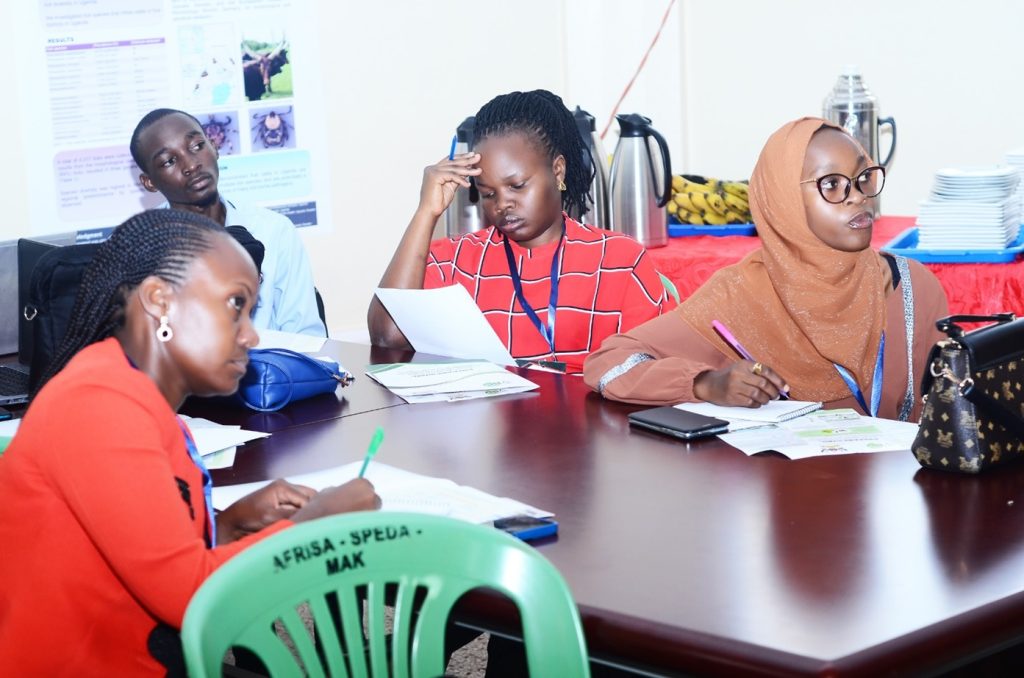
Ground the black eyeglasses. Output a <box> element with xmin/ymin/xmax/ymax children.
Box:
<box><xmin>799</xmin><ymin>166</ymin><xmax>886</xmax><ymax>204</ymax></box>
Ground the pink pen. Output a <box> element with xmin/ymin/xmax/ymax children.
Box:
<box><xmin>711</xmin><ymin>320</ymin><xmax>755</xmax><ymax>361</ymax></box>
<box><xmin>711</xmin><ymin>319</ymin><xmax>789</xmax><ymax>399</ymax></box>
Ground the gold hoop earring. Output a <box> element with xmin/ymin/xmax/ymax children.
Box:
<box><xmin>156</xmin><ymin>315</ymin><xmax>173</xmax><ymax>343</ymax></box>
<box><xmin>558</xmin><ymin>180</ymin><xmax>567</xmax><ymax>192</ymax></box>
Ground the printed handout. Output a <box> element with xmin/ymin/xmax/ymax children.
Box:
<box><xmin>716</xmin><ymin>408</ymin><xmax>921</xmax><ymax>459</ymax></box>
<box><xmin>366</xmin><ymin>360</ymin><xmax>538</xmax><ymax>403</ymax></box>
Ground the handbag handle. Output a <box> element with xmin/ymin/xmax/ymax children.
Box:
<box><xmin>936</xmin><ymin>313</ymin><xmax>1016</xmax><ymax>339</ymax></box>
<box><xmin>251</xmin><ymin>348</ymin><xmax>352</xmax><ymax>384</ymax></box>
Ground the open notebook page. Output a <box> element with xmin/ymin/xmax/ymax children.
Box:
<box><xmin>211</xmin><ymin>461</ymin><xmax>551</xmax><ymax>524</ymax></box>
<box><xmin>675</xmin><ymin>399</ymin><xmax>822</xmax><ymax>424</ymax></box>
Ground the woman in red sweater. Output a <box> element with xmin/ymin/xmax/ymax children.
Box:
<box><xmin>0</xmin><ymin>210</ymin><xmax>379</xmax><ymax>675</ymax></box>
<box><xmin>367</xmin><ymin>89</ymin><xmax>673</xmax><ymax>374</ymax></box>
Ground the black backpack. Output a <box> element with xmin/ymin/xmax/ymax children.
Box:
<box><xmin>24</xmin><ymin>243</ymin><xmax>101</xmax><ymax>392</ymax></box>
<box><xmin>23</xmin><ymin>227</ymin><xmax>268</xmax><ymax>393</ymax></box>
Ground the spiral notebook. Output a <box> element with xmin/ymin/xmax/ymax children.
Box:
<box><xmin>675</xmin><ymin>400</ymin><xmax>822</xmax><ymax>424</ymax></box>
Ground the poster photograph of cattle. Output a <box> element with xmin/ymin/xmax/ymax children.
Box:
<box><xmin>241</xmin><ymin>34</ymin><xmax>292</xmax><ymax>102</ymax></box>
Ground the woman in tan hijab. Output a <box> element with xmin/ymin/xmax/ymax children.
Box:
<box><xmin>584</xmin><ymin>117</ymin><xmax>948</xmax><ymax>421</ymax></box>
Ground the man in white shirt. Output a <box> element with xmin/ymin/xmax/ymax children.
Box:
<box><xmin>130</xmin><ymin>108</ymin><xmax>325</xmax><ymax>337</ymax></box>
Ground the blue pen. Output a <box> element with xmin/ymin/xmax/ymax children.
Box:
<box><xmin>358</xmin><ymin>426</ymin><xmax>384</xmax><ymax>478</ymax></box>
<box><xmin>448</xmin><ymin>134</ymin><xmax>458</xmax><ymax>161</ymax></box>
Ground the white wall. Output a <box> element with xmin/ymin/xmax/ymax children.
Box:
<box><xmin>310</xmin><ymin>0</ymin><xmax>684</xmax><ymax>336</ymax></box>
<box><xmin>679</xmin><ymin>0</ymin><xmax>1024</xmax><ymax>214</ymax></box>
<box><xmin>6</xmin><ymin>0</ymin><xmax>1024</xmax><ymax>338</ymax></box>
<box><xmin>307</xmin><ymin>0</ymin><xmax>566</xmax><ymax>337</ymax></box>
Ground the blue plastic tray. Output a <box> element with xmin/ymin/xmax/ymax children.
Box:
<box><xmin>881</xmin><ymin>227</ymin><xmax>1024</xmax><ymax>263</ymax></box>
<box><xmin>668</xmin><ymin>217</ymin><xmax>756</xmax><ymax>237</ymax></box>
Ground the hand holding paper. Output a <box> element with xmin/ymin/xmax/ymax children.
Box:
<box><xmin>374</xmin><ymin>286</ymin><xmax>516</xmax><ymax>366</ymax></box>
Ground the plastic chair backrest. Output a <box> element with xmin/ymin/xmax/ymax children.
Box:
<box><xmin>658</xmin><ymin>272</ymin><xmax>681</xmax><ymax>305</ymax></box>
<box><xmin>182</xmin><ymin>512</ymin><xmax>590</xmax><ymax>677</ymax></box>
<box><xmin>314</xmin><ymin>286</ymin><xmax>328</xmax><ymax>334</ymax></box>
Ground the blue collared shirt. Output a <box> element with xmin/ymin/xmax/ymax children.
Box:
<box><xmin>160</xmin><ymin>196</ymin><xmax>326</xmax><ymax>337</ymax></box>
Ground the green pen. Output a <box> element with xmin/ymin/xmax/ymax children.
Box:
<box><xmin>358</xmin><ymin>426</ymin><xmax>384</xmax><ymax>478</ymax></box>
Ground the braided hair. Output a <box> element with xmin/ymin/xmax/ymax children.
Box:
<box><xmin>35</xmin><ymin>209</ymin><xmax>224</xmax><ymax>394</ymax></box>
<box><xmin>129</xmin><ymin>108</ymin><xmax>204</xmax><ymax>171</ymax></box>
<box><xmin>473</xmin><ymin>89</ymin><xmax>595</xmax><ymax>218</ymax></box>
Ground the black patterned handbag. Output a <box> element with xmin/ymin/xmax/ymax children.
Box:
<box><xmin>912</xmin><ymin>314</ymin><xmax>1024</xmax><ymax>473</ymax></box>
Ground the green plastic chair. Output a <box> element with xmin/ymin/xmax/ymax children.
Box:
<box><xmin>181</xmin><ymin>512</ymin><xmax>590</xmax><ymax>677</ymax></box>
<box><xmin>658</xmin><ymin>272</ymin><xmax>681</xmax><ymax>305</ymax></box>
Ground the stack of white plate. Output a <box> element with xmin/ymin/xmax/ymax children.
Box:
<box><xmin>916</xmin><ymin>166</ymin><xmax>1020</xmax><ymax>250</ymax></box>
<box><xmin>1006</xmin><ymin>147</ymin><xmax>1024</xmax><ymax>214</ymax></box>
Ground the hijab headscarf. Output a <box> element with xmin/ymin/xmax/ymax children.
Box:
<box><xmin>678</xmin><ymin>117</ymin><xmax>889</xmax><ymax>402</ymax></box>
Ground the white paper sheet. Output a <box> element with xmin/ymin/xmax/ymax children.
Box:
<box><xmin>179</xmin><ymin>416</ymin><xmax>270</xmax><ymax>457</ymax></box>
<box><xmin>676</xmin><ymin>399</ymin><xmax>822</xmax><ymax>424</ymax></box>
<box><xmin>211</xmin><ymin>461</ymin><xmax>553</xmax><ymax>524</ymax></box>
<box><xmin>255</xmin><ymin>329</ymin><xmax>327</xmax><ymax>353</ymax></box>
<box><xmin>365</xmin><ymin>361</ymin><xmax>538</xmax><ymax>403</ymax></box>
<box><xmin>374</xmin><ymin>286</ymin><xmax>516</xmax><ymax>367</ymax></box>
<box><xmin>0</xmin><ymin>419</ymin><xmax>21</xmax><ymax>438</ymax></box>
<box><xmin>0</xmin><ymin>416</ymin><xmax>260</xmax><ymax>469</ymax></box>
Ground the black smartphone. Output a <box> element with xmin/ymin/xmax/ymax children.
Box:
<box><xmin>493</xmin><ymin>515</ymin><xmax>558</xmax><ymax>541</ymax></box>
<box><xmin>627</xmin><ymin>406</ymin><xmax>729</xmax><ymax>440</ymax></box>
<box><xmin>0</xmin><ymin>407</ymin><xmax>12</xmax><ymax>422</ymax></box>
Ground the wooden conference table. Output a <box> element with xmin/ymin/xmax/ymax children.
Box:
<box><xmin>208</xmin><ymin>342</ymin><xmax>1024</xmax><ymax>677</ymax></box>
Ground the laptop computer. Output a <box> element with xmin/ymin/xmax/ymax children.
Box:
<box><xmin>0</xmin><ymin>239</ymin><xmax>58</xmax><ymax>406</ymax></box>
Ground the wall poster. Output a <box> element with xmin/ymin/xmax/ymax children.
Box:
<box><xmin>13</xmin><ymin>0</ymin><xmax>331</xmax><ymax>243</ymax></box>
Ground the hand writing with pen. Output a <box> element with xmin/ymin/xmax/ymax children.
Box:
<box><xmin>693</xmin><ymin>359</ymin><xmax>789</xmax><ymax>408</ymax></box>
<box><xmin>698</xmin><ymin>320</ymin><xmax>791</xmax><ymax>407</ymax></box>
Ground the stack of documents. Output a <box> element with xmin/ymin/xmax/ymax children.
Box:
<box><xmin>180</xmin><ymin>415</ymin><xmax>270</xmax><ymax>470</ymax></box>
<box><xmin>366</xmin><ymin>360</ymin><xmax>538</xmax><ymax>403</ymax></box>
<box><xmin>0</xmin><ymin>416</ymin><xmax>267</xmax><ymax>469</ymax></box>
<box><xmin>212</xmin><ymin>461</ymin><xmax>553</xmax><ymax>524</ymax></box>
<box><xmin>916</xmin><ymin>166</ymin><xmax>1020</xmax><ymax>250</ymax></box>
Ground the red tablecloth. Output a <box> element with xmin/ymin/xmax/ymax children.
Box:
<box><xmin>647</xmin><ymin>216</ymin><xmax>1024</xmax><ymax>316</ymax></box>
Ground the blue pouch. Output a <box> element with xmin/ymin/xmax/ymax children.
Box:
<box><xmin>235</xmin><ymin>348</ymin><xmax>352</xmax><ymax>412</ymax></box>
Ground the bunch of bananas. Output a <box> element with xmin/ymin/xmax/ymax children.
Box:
<box><xmin>667</xmin><ymin>174</ymin><xmax>751</xmax><ymax>225</ymax></box>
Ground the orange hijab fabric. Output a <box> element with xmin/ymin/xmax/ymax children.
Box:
<box><xmin>678</xmin><ymin>117</ymin><xmax>889</xmax><ymax>402</ymax></box>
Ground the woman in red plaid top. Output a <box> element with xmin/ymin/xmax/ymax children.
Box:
<box><xmin>368</xmin><ymin>89</ymin><xmax>674</xmax><ymax>374</ymax></box>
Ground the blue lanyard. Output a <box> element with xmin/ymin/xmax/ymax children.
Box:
<box><xmin>176</xmin><ymin>417</ymin><xmax>216</xmax><ymax>548</ymax></box>
<box><xmin>833</xmin><ymin>333</ymin><xmax>885</xmax><ymax>417</ymax></box>
<box><xmin>124</xmin><ymin>353</ymin><xmax>217</xmax><ymax>546</ymax></box>
<box><xmin>501</xmin><ymin>225</ymin><xmax>564</xmax><ymax>356</ymax></box>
